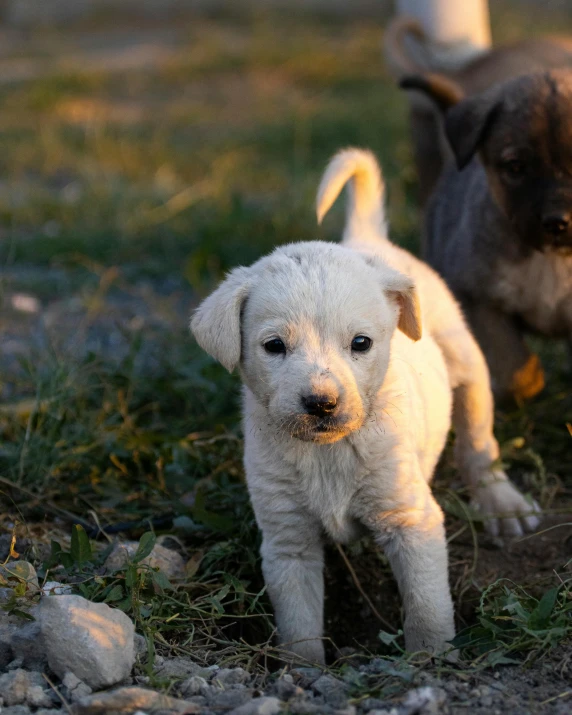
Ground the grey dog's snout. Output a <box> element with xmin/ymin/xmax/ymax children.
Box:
<box><xmin>302</xmin><ymin>394</ymin><xmax>338</xmax><ymax>417</ymax></box>
<box><xmin>542</xmin><ymin>211</ymin><xmax>571</xmax><ymax>236</ymax></box>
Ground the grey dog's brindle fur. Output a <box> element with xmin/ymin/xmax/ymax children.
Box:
<box><xmin>413</xmin><ymin>70</ymin><xmax>572</xmax><ymax>400</ymax></box>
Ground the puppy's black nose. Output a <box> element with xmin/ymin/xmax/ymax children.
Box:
<box><xmin>542</xmin><ymin>213</ymin><xmax>571</xmax><ymax>236</ymax></box>
<box><xmin>302</xmin><ymin>394</ymin><xmax>338</xmax><ymax>417</ymax></box>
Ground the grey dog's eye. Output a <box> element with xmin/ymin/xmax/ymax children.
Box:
<box><xmin>501</xmin><ymin>159</ymin><xmax>525</xmax><ymax>178</ymax></box>
<box><xmin>264</xmin><ymin>338</ymin><xmax>286</xmax><ymax>354</ymax></box>
<box><xmin>351</xmin><ymin>335</ymin><xmax>372</xmax><ymax>352</ymax></box>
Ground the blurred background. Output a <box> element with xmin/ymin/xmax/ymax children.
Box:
<box><xmin>3</xmin><ymin>0</ymin><xmax>572</xmax><ymax>400</ymax></box>
<box><xmin>0</xmin><ymin>0</ymin><xmax>571</xmax><ymax>656</ymax></box>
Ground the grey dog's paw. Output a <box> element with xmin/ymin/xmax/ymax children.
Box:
<box><xmin>471</xmin><ymin>479</ymin><xmax>541</xmax><ymax>537</ymax></box>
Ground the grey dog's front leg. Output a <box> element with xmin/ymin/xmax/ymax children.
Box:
<box><xmin>462</xmin><ymin>300</ymin><xmax>544</xmax><ymax>402</ymax></box>
<box><xmin>258</xmin><ymin>509</ymin><xmax>326</xmax><ymax>664</ymax></box>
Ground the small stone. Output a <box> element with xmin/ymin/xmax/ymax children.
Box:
<box><xmin>180</xmin><ymin>676</ymin><xmax>208</xmax><ymax>697</ymax></box>
<box><xmin>73</xmin><ymin>686</ymin><xmax>200</xmax><ymax>714</ymax></box>
<box><xmin>185</xmin><ymin>696</ymin><xmax>207</xmax><ymax>707</ymax></box>
<box><xmin>40</xmin><ymin>594</ymin><xmax>135</xmax><ymax>690</ymax></box>
<box><xmin>312</xmin><ymin>674</ymin><xmax>348</xmax><ymax>707</ymax></box>
<box><xmin>401</xmin><ymin>687</ymin><xmax>447</xmax><ymax>715</ymax></box>
<box><xmin>25</xmin><ymin>685</ymin><xmax>53</xmax><ymax>708</ymax></box>
<box><xmin>154</xmin><ymin>655</ymin><xmax>210</xmax><ymax>680</ymax></box>
<box><xmin>105</xmin><ymin>541</ymin><xmax>185</xmax><ymax>580</ymax></box>
<box><xmin>0</xmin><ymin>619</ymin><xmax>17</xmax><ymax>668</ymax></box>
<box><xmin>7</xmin><ymin>656</ymin><xmax>25</xmax><ymax>669</ymax></box>
<box><xmin>134</xmin><ymin>633</ymin><xmax>147</xmax><ymax>658</ymax></box>
<box><xmin>0</xmin><ymin>706</ymin><xmax>32</xmax><ymax>715</ymax></box>
<box><xmin>62</xmin><ymin>671</ymin><xmax>93</xmax><ymax>702</ymax></box>
<box><xmin>214</xmin><ymin>668</ymin><xmax>250</xmax><ymax>686</ymax></box>
<box><xmin>289</xmin><ymin>700</ymin><xmax>333</xmax><ymax>714</ymax></box>
<box><xmin>290</xmin><ymin>667</ymin><xmax>323</xmax><ymax>688</ymax></box>
<box><xmin>198</xmin><ymin>683</ymin><xmax>222</xmax><ymax>700</ymax></box>
<box><xmin>334</xmin><ymin>707</ymin><xmax>356</xmax><ymax>715</ymax></box>
<box><xmin>359</xmin><ymin>698</ymin><xmax>389</xmax><ymax>711</ymax></box>
<box><xmin>0</xmin><ymin>586</ymin><xmax>15</xmax><ymax>603</ymax></box>
<box><xmin>274</xmin><ymin>677</ymin><xmax>300</xmax><ymax>700</ymax></box>
<box><xmin>41</xmin><ymin>580</ymin><xmax>72</xmax><ymax>596</ymax></box>
<box><xmin>0</xmin><ymin>669</ymin><xmax>48</xmax><ymax>707</ymax></box>
<box><xmin>228</xmin><ymin>696</ymin><xmax>282</xmax><ymax>715</ymax></box>
<box><xmin>11</xmin><ymin>617</ymin><xmax>47</xmax><ymax>670</ymax></box>
<box><xmin>210</xmin><ymin>688</ymin><xmax>253</xmax><ymax>710</ymax></box>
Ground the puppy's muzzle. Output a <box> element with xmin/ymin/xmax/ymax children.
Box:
<box><xmin>302</xmin><ymin>393</ymin><xmax>338</xmax><ymax>418</ymax></box>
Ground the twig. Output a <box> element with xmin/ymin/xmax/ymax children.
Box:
<box><xmin>42</xmin><ymin>673</ymin><xmax>73</xmax><ymax>715</ymax></box>
<box><xmin>539</xmin><ymin>690</ymin><xmax>572</xmax><ymax>706</ymax></box>
<box><xmin>335</xmin><ymin>542</ymin><xmax>396</xmax><ymax>633</ymax></box>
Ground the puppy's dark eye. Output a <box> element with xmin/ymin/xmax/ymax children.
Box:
<box><xmin>351</xmin><ymin>335</ymin><xmax>372</xmax><ymax>352</ymax></box>
<box><xmin>502</xmin><ymin>159</ymin><xmax>526</xmax><ymax>178</ymax></box>
<box><xmin>264</xmin><ymin>338</ymin><xmax>286</xmax><ymax>354</ymax></box>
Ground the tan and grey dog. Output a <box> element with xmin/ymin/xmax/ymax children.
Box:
<box><xmin>402</xmin><ymin>69</ymin><xmax>572</xmax><ymax>401</ymax></box>
<box><xmin>385</xmin><ymin>16</ymin><xmax>572</xmax><ymax>204</ymax></box>
<box><xmin>191</xmin><ymin>149</ymin><xmax>539</xmax><ymax>664</ymax></box>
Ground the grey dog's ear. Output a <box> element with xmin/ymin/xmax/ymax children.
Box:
<box><xmin>445</xmin><ymin>90</ymin><xmax>501</xmax><ymax>170</ymax></box>
<box><xmin>367</xmin><ymin>256</ymin><xmax>422</xmax><ymax>341</ymax></box>
<box><xmin>399</xmin><ymin>73</ymin><xmax>465</xmax><ymax>112</ymax></box>
<box><xmin>190</xmin><ymin>266</ymin><xmax>252</xmax><ymax>373</ymax></box>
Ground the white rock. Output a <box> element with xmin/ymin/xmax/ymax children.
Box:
<box><xmin>105</xmin><ymin>541</ymin><xmax>185</xmax><ymax>579</ymax></box>
<box><xmin>41</xmin><ymin>581</ymin><xmax>72</xmax><ymax>596</ymax></box>
<box><xmin>62</xmin><ymin>671</ymin><xmax>93</xmax><ymax>702</ymax></box>
<box><xmin>40</xmin><ymin>594</ymin><xmax>135</xmax><ymax>690</ymax></box>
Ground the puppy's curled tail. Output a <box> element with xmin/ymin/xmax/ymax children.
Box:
<box><xmin>317</xmin><ymin>148</ymin><xmax>387</xmax><ymax>243</ymax></box>
<box><xmin>383</xmin><ymin>16</ymin><xmax>429</xmax><ymax>77</ymax></box>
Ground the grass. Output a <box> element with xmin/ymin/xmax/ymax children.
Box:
<box><xmin>0</xmin><ymin>2</ymin><xmax>572</xmax><ymax>698</ymax></box>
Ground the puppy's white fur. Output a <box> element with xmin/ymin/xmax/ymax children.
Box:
<box><xmin>191</xmin><ymin>149</ymin><xmax>540</xmax><ymax>664</ymax></box>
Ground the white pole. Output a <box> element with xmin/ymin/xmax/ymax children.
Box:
<box><xmin>397</xmin><ymin>0</ymin><xmax>491</xmax><ymax>51</ymax></box>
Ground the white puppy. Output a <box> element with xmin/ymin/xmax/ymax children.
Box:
<box><xmin>191</xmin><ymin>149</ymin><xmax>540</xmax><ymax>664</ymax></box>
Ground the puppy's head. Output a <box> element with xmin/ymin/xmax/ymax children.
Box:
<box><xmin>191</xmin><ymin>242</ymin><xmax>421</xmax><ymax>444</ymax></box>
<box><xmin>445</xmin><ymin>69</ymin><xmax>572</xmax><ymax>252</ymax></box>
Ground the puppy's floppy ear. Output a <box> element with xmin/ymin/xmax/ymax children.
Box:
<box><xmin>445</xmin><ymin>90</ymin><xmax>501</xmax><ymax>170</ymax></box>
<box><xmin>190</xmin><ymin>266</ymin><xmax>252</xmax><ymax>373</ymax></box>
<box><xmin>385</xmin><ymin>271</ymin><xmax>422</xmax><ymax>342</ymax></box>
<box><xmin>366</xmin><ymin>256</ymin><xmax>422</xmax><ymax>341</ymax></box>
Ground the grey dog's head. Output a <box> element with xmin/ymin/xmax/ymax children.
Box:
<box><xmin>191</xmin><ymin>242</ymin><xmax>421</xmax><ymax>444</ymax></box>
<box><xmin>403</xmin><ymin>69</ymin><xmax>572</xmax><ymax>253</ymax></box>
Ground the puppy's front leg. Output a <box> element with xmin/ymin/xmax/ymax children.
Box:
<box><xmin>369</xmin><ymin>482</ymin><xmax>455</xmax><ymax>654</ymax></box>
<box><xmin>254</xmin><ymin>498</ymin><xmax>326</xmax><ymax>664</ymax></box>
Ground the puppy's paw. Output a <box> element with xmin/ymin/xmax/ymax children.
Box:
<box><xmin>471</xmin><ymin>477</ymin><xmax>541</xmax><ymax>537</ymax></box>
